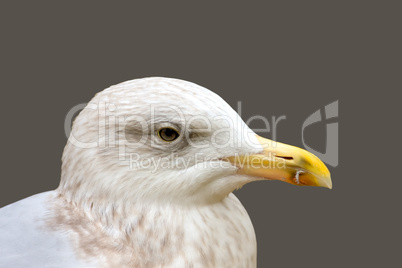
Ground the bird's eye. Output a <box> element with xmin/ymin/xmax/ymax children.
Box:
<box><xmin>158</xmin><ymin>127</ymin><xmax>180</xmax><ymax>142</ymax></box>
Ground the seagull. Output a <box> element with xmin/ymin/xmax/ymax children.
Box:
<box><xmin>0</xmin><ymin>77</ymin><xmax>332</xmax><ymax>268</ymax></box>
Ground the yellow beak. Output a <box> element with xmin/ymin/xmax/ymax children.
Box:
<box><xmin>227</xmin><ymin>135</ymin><xmax>332</xmax><ymax>189</ymax></box>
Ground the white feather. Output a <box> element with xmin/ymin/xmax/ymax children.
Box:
<box><xmin>1</xmin><ymin>77</ymin><xmax>263</xmax><ymax>267</ymax></box>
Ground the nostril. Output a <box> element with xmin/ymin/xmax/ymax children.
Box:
<box><xmin>275</xmin><ymin>155</ymin><xmax>293</xmax><ymax>160</ymax></box>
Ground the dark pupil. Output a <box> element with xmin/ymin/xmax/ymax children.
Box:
<box><xmin>161</xmin><ymin>128</ymin><xmax>178</xmax><ymax>141</ymax></box>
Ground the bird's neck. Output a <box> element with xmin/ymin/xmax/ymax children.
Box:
<box><xmin>51</xmin><ymin>191</ymin><xmax>256</xmax><ymax>267</ymax></box>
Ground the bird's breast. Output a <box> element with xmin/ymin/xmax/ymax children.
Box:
<box><xmin>46</xmin><ymin>193</ymin><xmax>257</xmax><ymax>268</ymax></box>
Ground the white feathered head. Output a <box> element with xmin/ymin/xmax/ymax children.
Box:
<box><xmin>58</xmin><ymin>77</ymin><xmax>331</xmax><ymax>207</ymax></box>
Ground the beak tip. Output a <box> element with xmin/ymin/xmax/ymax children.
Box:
<box><xmin>319</xmin><ymin>176</ymin><xmax>332</xmax><ymax>189</ymax></box>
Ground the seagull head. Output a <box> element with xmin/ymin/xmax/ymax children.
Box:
<box><xmin>58</xmin><ymin>77</ymin><xmax>331</xmax><ymax>207</ymax></box>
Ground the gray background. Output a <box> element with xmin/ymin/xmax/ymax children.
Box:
<box><xmin>0</xmin><ymin>2</ymin><xmax>400</xmax><ymax>267</ymax></box>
